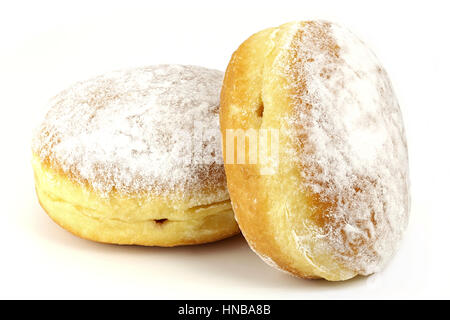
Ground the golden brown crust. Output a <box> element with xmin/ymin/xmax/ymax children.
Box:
<box><xmin>221</xmin><ymin>23</ymin><xmax>323</xmax><ymax>279</ymax></box>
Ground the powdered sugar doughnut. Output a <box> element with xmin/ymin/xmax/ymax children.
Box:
<box><xmin>32</xmin><ymin>65</ymin><xmax>239</xmax><ymax>246</ymax></box>
<box><xmin>220</xmin><ymin>21</ymin><xmax>410</xmax><ymax>280</ymax></box>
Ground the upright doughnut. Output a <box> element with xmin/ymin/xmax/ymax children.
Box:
<box><xmin>220</xmin><ymin>21</ymin><xmax>410</xmax><ymax>280</ymax></box>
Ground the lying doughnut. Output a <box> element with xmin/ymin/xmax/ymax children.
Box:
<box><xmin>32</xmin><ymin>65</ymin><xmax>239</xmax><ymax>246</ymax></box>
<box><xmin>220</xmin><ymin>21</ymin><xmax>410</xmax><ymax>280</ymax></box>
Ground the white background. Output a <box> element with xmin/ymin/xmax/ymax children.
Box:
<box><xmin>0</xmin><ymin>0</ymin><xmax>448</xmax><ymax>299</ymax></box>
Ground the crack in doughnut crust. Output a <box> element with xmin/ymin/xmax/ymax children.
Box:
<box><xmin>32</xmin><ymin>65</ymin><xmax>239</xmax><ymax>246</ymax></box>
<box><xmin>220</xmin><ymin>21</ymin><xmax>410</xmax><ymax>280</ymax></box>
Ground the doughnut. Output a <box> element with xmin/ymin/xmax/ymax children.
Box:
<box><xmin>220</xmin><ymin>21</ymin><xmax>410</xmax><ymax>280</ymax></box>
<box><xmin>32</xmin><ymin>65</ymin><xmax>239</xmax><ymax>246</ymax></box>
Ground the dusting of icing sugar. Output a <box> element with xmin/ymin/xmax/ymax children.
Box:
<box><xmin>32</xmin><ymin>65</ymin><xmax>228</xmax><ymax>204</ymax></box>
<box><xmin>280</xmin><ymin>21</ymin><xmax>410</xmax><ymax>275</ymax></box>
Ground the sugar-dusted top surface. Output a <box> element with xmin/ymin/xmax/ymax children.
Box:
<box><xmin>280</xmin><ymin>21</ymin><xmax>410</xmax><ymax>275</ymax></box>
<box><xmin>33</xmin><ymin>65</ymin><xmax>228</xmax><ymax>203</ymax></box>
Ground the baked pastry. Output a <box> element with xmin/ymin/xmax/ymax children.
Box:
<box><xmin>220</xmin><ymin>21</ymin><xmax>410</xmax><ymax>280</ymax></box>
<box><xmin>32</xmin><ymin>65</ymin><xmax>239</xmax><ymax>246</ymax></box>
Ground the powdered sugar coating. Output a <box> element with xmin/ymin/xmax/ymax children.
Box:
<box><xmin>33</xmin><ymin>65</ymin><xmax>228</xmax><ymax>203</ymax></box>
<box><xmin>281</xmin><ymin>21</ymin><xmax>410</xmax><ymax>275</ymax></box>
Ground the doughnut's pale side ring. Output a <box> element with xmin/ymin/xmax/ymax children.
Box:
<box><xmin>33</xmin><ymin>155</ymin><xmax>239</xmax><ymax>246</ymax></box>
